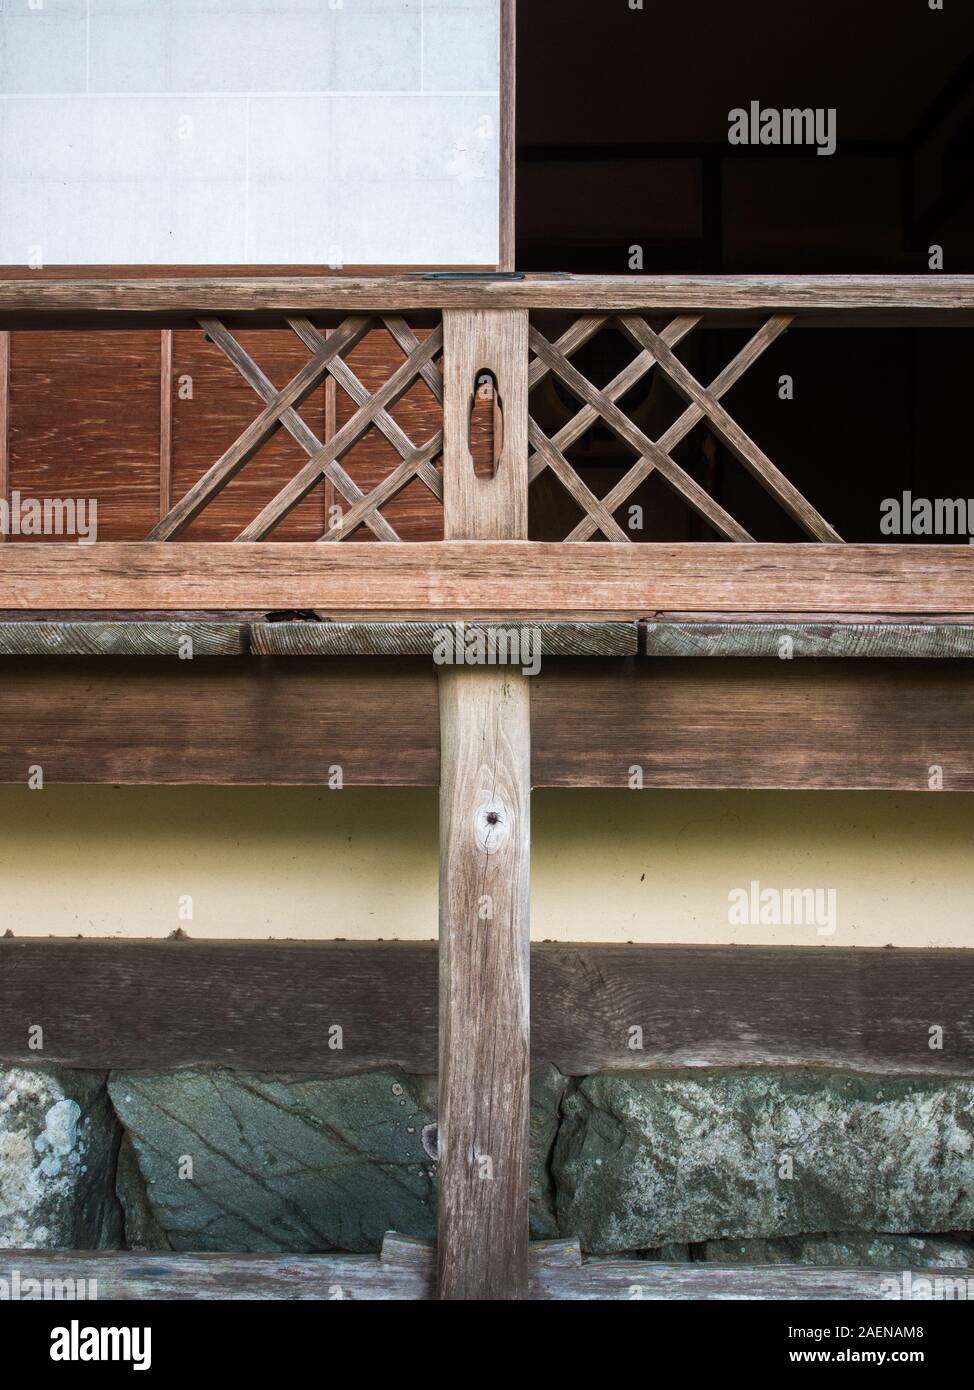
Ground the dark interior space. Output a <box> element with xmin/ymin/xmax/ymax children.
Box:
<box><xmin>518</xmin><ymin>0</ymin><xmax>974</xmax><ymax>543</ymax></box>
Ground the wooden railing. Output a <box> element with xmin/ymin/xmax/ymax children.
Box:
<box><xmin>1</xmin><ymin>274</ymin><xmax>973</xmax><ymax>616</ymax></box>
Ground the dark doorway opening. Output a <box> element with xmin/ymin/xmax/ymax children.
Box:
<box><xmin>516</xmin><ymin>0</ymin><xmax>974</xmax><ymax>274</ymax></box>
<box><xmin>517</xmin><ymin>1</ymin><xmax>974</xmax><ymax>544</ymax></box>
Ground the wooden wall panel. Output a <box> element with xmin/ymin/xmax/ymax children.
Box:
<box><xmin>334</xmin><ymin>326</ymin><xmax>444</xmax><ymax>541</ymax></box>
<box><xmin>0</xmin><ymin>655</ymin><xmax>969</xmax><ymax>790</ymax></box>
<box><xmin>171</xmin><ymin>327</ymin><xmax>328</xmax><ymax>541</ymax></box>
<box><xmin>2</xmin><ymin>939</ymin><xmax>971</xmax><ymax>1078</ymax></box>
<box><xmin>0</xmin><ymin>657</ymin><xmax>438</xmax><ymax>785</ymax></box>
<box><xmin>8</xmin><ymin>331</ymin><xmax>160</xmax><ymax>541</ymax></box>
<box><xmin>533</xmin><ymin>658</ymin><xmax>974</xmax><ymax>789</ymax></box>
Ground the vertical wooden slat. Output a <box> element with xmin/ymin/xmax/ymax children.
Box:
<box><xmin>498</xmin><ymin>0</ymin><xmax>517</xmax><ymax>272</ymax></box>
<box><xmin>323</xmin><ymin>329</ymin><xmax>337</xmax><ymax>535</ymax></box>
<box><xmin>438</xmin><ymin>308</ymin><xmax>531</xmax><ymax>1300</ymax></box>
<box><xmin>159</xmin><ymin>329</ymin><xmax>173</xmax><ymax>520</ymax></box>
<box><xmin>0</xmin><ymin>332</ymin><xmax>9</xmax><ymax>543</ymax></box>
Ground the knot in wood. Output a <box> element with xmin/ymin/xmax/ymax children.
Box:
<box><xmin>475</xmin><ymin>798</ymin><xmax>510</xmax><ymax>851</ymax></box>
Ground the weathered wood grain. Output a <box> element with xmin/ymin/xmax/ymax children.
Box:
<box><xmin>438</xmin><ymin>669</ymin><xmax>531</xmax><ymax>1300</ymax></box>
<box><xmin>643</xmin><ymin>622</ymin><xmax>974</xmax><ymax>658</ymax></box>
<box><xmin>2</xmin><ymin>940</ymin><xmax>970</xmax><ymax>1077</ymax></box>
<box><xmin>8</xmin><ymin>333</ymin><xmax>161</xmax><ymax>542</ymax></box>
<box><xmin>0</xmin><ymin>330</ymin><xmax>9</xmax><ymax>540</ymax></box>
<box><xmin>159</xmin><ymin>329</ymin><xmax>173</xmax><ymax>520</ymax></box>
<box><xmin>250</xmin><ymin>620</ymin><xmax>637</xmax><ymax>658</ymax></box>
<box><xmin>0</xmin><ymin>657</ymin><xmax>438</xmax><ymax>784</ymax></box>
<box><xmin>533</xmin><ymin>658</ymin><xmax>974</xmax><ymax>789</ymax></box>
<box><xmin>0</xmin><ymin>656</ymin><xmax>969</xmax><ymax>788</ymax></box>
<box><xmin>0</xmin><ymin>1250</ymin><xmax>430</xmax><ymax>1301</ymax></box>
<box><xmin>437</xmin><ymin>308</ymin><xmax>532</xmax><ymax>1301</ymax></box>
<box><xmin>2</xmin><ymin>275</ymin><xmax>973</xmax><ymax>320</ymax></box>
<box><xmin>0</xmin><ymin>620</ymin><xmax>246</xmax><ymax>656</ymax></box>
<box><xmin>1</xmin><ymin>542</ymin><xmax>973</xmax><ymax>614</ymax></box>
<box><xmin>531</xmin><ymin>1262</ymin><xmax>974</xmax><ymax>1301</ymax></box>
<box><xmin>443</xmin><ymin>311</ymin><xmax>529</xmax><ymax>539</ymax></box>
<box><xmin>498</xmin><ymin>0</ymin><xmax>516</xmax><ymax>274</ymax></box>
<box><xmin>2</xmin><ymin>1249</ymin><xmax>962</xmax><ymax>1301</ymax></box>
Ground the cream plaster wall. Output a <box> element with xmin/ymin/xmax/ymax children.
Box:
<box><xmin>1</xmin><ymin>786</ymin><xmax>971</xmax><ymax>948</ymax></box>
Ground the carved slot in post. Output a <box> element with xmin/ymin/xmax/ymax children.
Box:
<box><xmin>443</xmin><ymin>310</ymin><xmax>528</xmax><ymax>542</ymax></box>
<box><xmin>470</xmin><ymin>370</ymin><xmax>503</xmax><ymax>480</ymax></box>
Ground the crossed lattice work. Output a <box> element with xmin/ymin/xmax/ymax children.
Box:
<box><xmin>148</xmin><ymin>314</ymin><xmax>445</xmax><ymax>542</ymax></box>
<box><xmin>527</xmin><ymin>313</ymin><xmax>841</xmax><ymax>542</ymax></box>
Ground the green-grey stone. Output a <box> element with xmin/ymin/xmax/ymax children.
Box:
<box><xmin>109</xmin><ymin>1068</ymin><xmax>437</xmax><ymax>1253</ymax></box>
<box><xmin>110</xmin><ymin>1064</ymin><xmax>568</xmax><ymax>1253</ymax></box>
<box><xmin>553</xmin><ymin>1070</ymin><xmax>974</xmax><ymax>1255</ymax></box>
<box><xmin>530</xmin><ymin>1062</ymin><xmax>568</xmax><ymax>1239</ymax></box>
<box><xmin>0</xmin><ymin>1067</ymin><xmax>122</xmax><ymax>1249</ymax></box>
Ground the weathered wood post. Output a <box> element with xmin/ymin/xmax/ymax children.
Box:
<box><xmin>437</xmin><ymin>308</ymin><xmax>531</xmax><ymax>1300</ymax></box>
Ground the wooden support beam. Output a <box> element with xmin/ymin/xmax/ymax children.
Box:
<box><xmin>2</xmin><ymin>1249</ymin><xmax>968</xmax><ymax>1302</ymax></box>
<box><xmin>0</xmin><ymin>330</ymin><xmax>9</xmax><ymax>544</ymax></box>
<box><xmin>643</xmin><ymin>621</ymin><xmax>974</xmax><ymax>658</ymax></box>
<box><xmin>0</xmin><ymin>655</ymin><xmax>971</xmax><ymax>787</ymax></box>
<box><xmin>438</xmin><ymin>670</ymin><xmax>531</xmax><ymax>1299</ymax></box>
<box><xmin>1</xmin><ymin>274</ymin><xmax>973</xmax><ymax>322</ymax></box>
<box><xmin>0</xmin><ymin>620</ymin><xmax>246</xmax><ymax>656</ymax></box>
<box><xmin>250</xmin><ymin>620</ymin><xmax>637</xmax><ymax>658</ymax></box>
<box><xmin>3</xmin><ymin>939</ymin><xmax>972</xmax><ymax>1078</ymax></box>
<box><xmin>438</xmin><ymin>309</ymin><xmax>531</xmax><ymax>1301</ymax></box>
<box><xmin>1</xmin><ymin>542</ymin><xmax>973</xmax><ymax>615</ymax></box>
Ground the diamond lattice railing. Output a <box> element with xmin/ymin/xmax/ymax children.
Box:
<box><xmin>526</xmin><ymin>313</ymin><xmax>841</xmax><ymax>542</ymax></box>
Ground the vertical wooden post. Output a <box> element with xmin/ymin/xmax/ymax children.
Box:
<box><xmin>159</xmin><ymin>329</ymin><xmax>173</xmax><ymax>521</ymax></box>
<box><xmin>438</xmin><ymin>308</ymin><xmax>531</xmax><ymax>1300</ymax></box>
<box><xmin>0</xmin><ymin>331</ymin><xmax>10</xmax><ymax>543</ymax></box>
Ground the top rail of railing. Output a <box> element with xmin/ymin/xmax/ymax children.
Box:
<box><xmin>1</xmin><ymin>274</ymin><xmax>974</xmax><ymax>327</ymax></box>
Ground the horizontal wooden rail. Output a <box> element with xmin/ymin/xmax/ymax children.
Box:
<box><xmin>0</xmin><ymin>618</ymin><xmax>970</xmax><ymax>660</ymax></box>
<box><xmin>2</xmin><ymin>940</ymin><xmax>971</xmax><ymax>1076</ymax></box>
<box><xmin>0</xmin><ymin>543</ymin><xmax>973</xmax><ymax>615</ymax></box>
<box><xmin>0</xmin><ymin>654</ymin><xmax>970</xmax><ymax>787</ymax></box>
<box><xmin>1</xmin><ymin>275</ymin><xmax>973</xmax><ymax>322</ymax></box>
<box><xmin>3</xmin><ymin>1246</ymin><xmax>967</xmax><ymax>1301</ymax></box>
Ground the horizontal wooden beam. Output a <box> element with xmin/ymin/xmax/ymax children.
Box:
<box><xmin>1</xmin><ymin>274</ymin><xmax>972</xmax><ymax>320</ymax></box>
<box><xmin>0</xmin><ymin>619</ymin><xmax>967</xmax><ymax>661</ymax></box>
<box><xmin>0</xmin><ymin>620</ymin><xmax>246</xmax><ymax>656</ymax></box>
<box><xmin>0</xmin><ymin>655</ymin><xmax>971</xmax><ymax>788</ymax></box>
<box><xmin>2</xmin><ymin>939</ymin><xmax>971</xmax><ymax>1076</ymax></box>
<box><xmin>251</xmin><ymin>620</ymin><xmax>637</xmax><ymax>657</ymax></box>
<box><xmin>3</xmin><ymin>1247</ymin><xmax>965</xmax><ymax>1301</ymax></box>
<box><xmin>1</xmin><ymin>543</ymin><xmax>973</xmax><ymax>616</ymax></box>
<box><xmin>643</xmin><ymin>622</ymin><xmax>974</xmax><ymax>658</ymax></box>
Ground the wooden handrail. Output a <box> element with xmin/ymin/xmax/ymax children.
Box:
<box><xmin>1</xmin><ymin>274</ymin><xmax>974</xmax><ymax>322</ymax></box>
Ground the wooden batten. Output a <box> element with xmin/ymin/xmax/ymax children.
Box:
<box><xmin>437</xmin><ymin>308</ymin><xmax>532</xmax><ymax>1301</ymax></box>
<box><xmin>0</xmin><ymin>543</ymin><xmax>972</xmax><ymax>614</ymax></box>
<box><xmin>2</xmin><ymin>939</ymin><xmax>971</xmax><ymax>1078</ymax></box>
<box><xmin>2</xmin><ymin>1249</ymin><xmax>967</xmax><ymax>1302</ymax></box>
